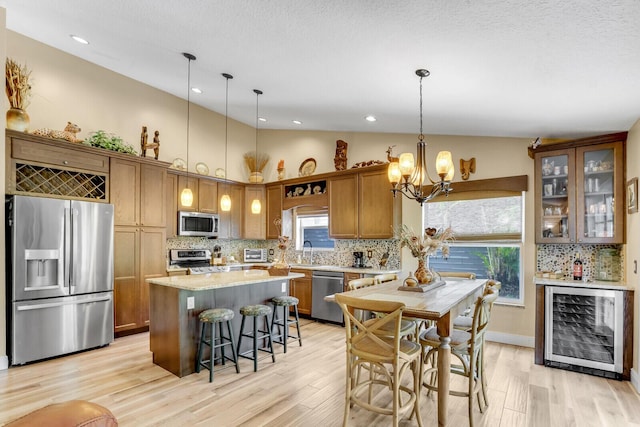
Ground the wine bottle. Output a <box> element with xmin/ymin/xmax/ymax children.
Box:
<box><xmin>573</xmin><ymin>253</ymin><xmax>583</xmax><ymax>281</ymax></box>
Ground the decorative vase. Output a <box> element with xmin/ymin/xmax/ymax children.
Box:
<box><xmin>414</xmin><ymin>257</ymin><xmax>434</xmax><ymax>284</ymax></box>
<box><xmin>249</xmin><ymin>171</ymin><xmax>264</xmax><ymax>183</ymax></box>
<box><xmin>403</xmin><ymin>271</ymin><xmax>418</xmax><ymax>287</ymax></box>
<box><xmin>277</xmin><ymin>168</ymin><xmax>285</xmax><ymax>180</ymax></box>
<box><xmin>273</xmin><ymin>249</ymin><xmax>289</xmax><ymax>269</ymax></box>
<box><xmin>6</xmin><ymin>107</ymin><xmax>30</xmax><ymax>132</ymax></box>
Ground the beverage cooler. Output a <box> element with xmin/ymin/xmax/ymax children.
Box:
<box><xmin>544</xmin><ymin>286</ymin><xmax>623</xmax><ymax>379</ymax></box>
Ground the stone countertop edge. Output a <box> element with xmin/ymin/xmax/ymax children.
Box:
<box><xmin>148</xmin><ymin>270</ymin><xmax>305</xmax><ymax>291</ymax></box>
<box><xmin>166</xmin><ymin>263</ymin><xmax>400</xmax><ymax>275</ymax></box>
<box><xmin>534</xmin><ymin>277</ymin><xmax>633</xmax><ymax>291</ymax></box>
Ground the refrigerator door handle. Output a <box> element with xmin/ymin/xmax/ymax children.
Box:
<box><xmin>16</xmin><ymin>296</ymin><xmax>112</xmax><ymax>311</ymax></box>
<box><xmin>65</xmin><ymin>207</ymin><xmax>72</xmax><ymax>290</ymax></box>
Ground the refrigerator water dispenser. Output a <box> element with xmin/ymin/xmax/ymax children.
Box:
<box><xmin>25</xmin><ymin>249</ymin><xmax>62</xmax><ymax>289</ymax></box>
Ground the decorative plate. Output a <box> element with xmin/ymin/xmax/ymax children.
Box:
<box><xmin>299</xmin><ymin>158</ymin><xmax>316</xmax><ymax>177</ymax></box>
<box><xmin>214</xmin><ymin>168</ymin><xmax>226</xmax><ymax>178</ymax></box>
<box><xmin>171</xmin><ymin>158</ymin><xmax>186</xmax><ymax>170</ymax></box>
<box><xmin>195</xmin><ymin>162</ymin><xmax>209</xmax><ymax>175</ymax></box>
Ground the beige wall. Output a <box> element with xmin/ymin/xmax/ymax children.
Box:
<box><xmin>626</xmin><ymin>119</ymin><xmax>640</xmax><ymax>373</ymax></box>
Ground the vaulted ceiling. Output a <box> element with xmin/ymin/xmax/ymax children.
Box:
<box><xmin>4</xmin><ymin>0</ymin><xmax>640</xmax><ymax>138</ymax></box>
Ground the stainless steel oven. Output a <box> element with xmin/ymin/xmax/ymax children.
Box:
<box><xmin>544</xmin><ymin>285</ymin><xmax>623</xmax><ymax>378</ymax></box>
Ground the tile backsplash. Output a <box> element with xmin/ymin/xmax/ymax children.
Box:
<box><xmin>536</xmin><ymin>244</ymin><xmax>624</xmax><ymax>281</ymax></box>
<box><xmin>167</xmin><ymin>237</ymin><xmax>401</xmax><ymax>270</ymax></box>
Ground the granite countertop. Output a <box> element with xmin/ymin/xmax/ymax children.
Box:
<box><xmin>166</xmin><ymin>263</ymin><xmax>399</xmax><ymax>276</ymax></box>
<box><xmin>148</xmin><ymin>270</ymin><xmax>305</xmax><ymax>291</ymax></box>
<box><xmin>287</xmin><ymin>265</ymin><xmax>401</xmax><ymax>275</ymax></box>
<box><xmin>534</xmin><ymin>277</ymin><xmax>633</xmax><ymax>291</ymax></box>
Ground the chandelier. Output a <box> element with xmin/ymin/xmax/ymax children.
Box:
<box><xmin>387</xmin><ymin>69</ymin><xmax>454</xmax><ymax>205</ymax></box>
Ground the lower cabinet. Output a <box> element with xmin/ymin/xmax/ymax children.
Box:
<box><xmin>114</xmin><ymin>226</ymin><xmax>166</xmax><ymax>335</ymax></box>
<box><xmin>290</xmin><ymin>268</ymin><xmax>312</xmax><ymax>315</ymax></box>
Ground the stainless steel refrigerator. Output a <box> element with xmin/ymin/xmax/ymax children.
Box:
<box><xmin>6</xmin><ymin>195</ymin><xmax>114</xmax><ymax>365</ymax></box>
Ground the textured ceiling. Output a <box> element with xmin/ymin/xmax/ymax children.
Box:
<box><xmin>3</xmin><ymin>0</ymin><xmax>640</xmax><ymax>138</ymax></box>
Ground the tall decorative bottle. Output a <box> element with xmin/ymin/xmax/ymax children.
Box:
<box><xmin>573</xmin><ymin>253</ymin><xmax>583</xmax><ymax>281</ymax></box>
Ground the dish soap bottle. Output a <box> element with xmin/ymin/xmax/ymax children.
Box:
<box><xmin>573</xmin><ymin>253</ymin><xmax>583</xmax><ymax>281</ymax></box>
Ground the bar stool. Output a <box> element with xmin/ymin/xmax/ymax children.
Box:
<box><xmin>237</xmin><ymin>304</ymin><xmax>276</xmax><ymax>372</ymax></box>
<box><xmin>195</xmin><ymin>308</ymin><xmax>239</xmax><ymax>382</ymax></box>
<box><xmin>271</xmin><ymin>295</ymin><xmax>302</xmax><ymax>353</ymax></box>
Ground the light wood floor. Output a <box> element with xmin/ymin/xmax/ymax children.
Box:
<box><xmin>1</xmin><ymin>319</ymin><xmax>639</xmax><ymax>427</ymax></box>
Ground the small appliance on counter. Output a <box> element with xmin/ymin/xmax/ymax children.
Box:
<box><xmin>353</xmin><ymin>251</ymin><xmax>367</xmax><ymax>268</ymax></box>
<box><xmin>244</xmin><ymin>248</ymin><xmax>267</xmax><ymax>263</ymax></box>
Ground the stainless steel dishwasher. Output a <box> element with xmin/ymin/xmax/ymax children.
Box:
<box><xmin>311</xmin><ymin>270</ymin><xmax>344</xmax><ymax>324</ymax></box>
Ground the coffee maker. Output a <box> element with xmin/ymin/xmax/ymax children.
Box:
<box><xmin>353</xmin><ymin>251</ymin><xmax>365</xmax><ymax>268</ymax></box>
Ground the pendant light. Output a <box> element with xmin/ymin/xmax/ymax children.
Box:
<box><xmin>220</xmin><ymin>73</ymin><xmax>233</xmax><ymax>212</ymax></box>
<box><xmin>251</xmin><ymin>89</ymin><xmax>263</xmax><ymax>214</ymax></box>
<box><xmin>180</xmin><ymin>52</ymin><xmax>196</xmax><ymax>207</ymax></box>
<box><xmin>387</xmin><ymin>69</ymin><xmax>455</xmax><ymax>205</ymax></box>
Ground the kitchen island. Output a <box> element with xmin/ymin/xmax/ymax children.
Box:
<box><xmin>147</xmin><ymin>270</ymin><xmax>304</xmax><ymax>377</ymax></box>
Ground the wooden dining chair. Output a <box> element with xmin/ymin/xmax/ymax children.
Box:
<box><xmin>453</xmin><ymin>280</ymin><xmax>501</xmax><ymax>331</ymax></box>
<box><xmin>419</xmin><ymin>287</ymin><xmax>499</xmax><ymax>427</ymax></box>
<box><xmin>335</xmin><ymin>293</ymin><xmax>423</xmax><ymax>427</ymax></box>
<box><xmin>437</xmin><ymin>271</ymin><xmax>476</xmax><ymax>280</ymax></box>
<box><xmin>347</xmin><ymin>277</ymin><xmax>415</xmax><ymax>338</ymax></box>
<box><xmin>373</xmin><ymin>273</ymin><xmax>398</xmax><ymax>284</ymax></box>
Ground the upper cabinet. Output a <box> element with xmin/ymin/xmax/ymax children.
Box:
<box><xmin>266</xmin><ymin>184</ymin><xmax>283</xmax><ymax>239</ymax></box>
<box><xmin>329</xmin><ymin>166</ymin><xmax>400</xmax><ymax>239</ymax></box>
<box><xmin>218</xmin><ymin>183</ymin><xmax>244</xmax><ymax>239</ymax></box>
<box><xmin>198</xmin><ymin>179</ymin><xmax>218</xmax><ymax>213</ymax></box>
<box><xmin>244</xmin><ymin>185</ymin><xmax>266</xmax><ymax>239</ymax></box>
<box><xmin>533</xmin><ymin>133</ymin><xmax>626</xmax><ymax>244</ymax></box>
<box><xmin>177</xmin><ymin>175</ymin><xmax>199</xmax><ymax>212</ymax></box>
<box><xmin>111</xmin><ymin>159</ymin><xmax>166</xmax><ymax>227</ymax></box>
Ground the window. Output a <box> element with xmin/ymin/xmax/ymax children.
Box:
<box><xmin>425</xmin><ymin>194</ymin><xmax>524</xmax><ymax>304</ymax></box>
<box><xmin>294</xmin><ymin>211</ymin><xmax>335</xmax><ymax>250</ymax></box>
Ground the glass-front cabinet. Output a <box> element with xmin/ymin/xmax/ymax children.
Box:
<box><xmin>534</xmin><ymin>136</ymin><xmax>625</xmax><ymax>244</ymax></box>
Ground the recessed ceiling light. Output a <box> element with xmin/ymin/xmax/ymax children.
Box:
<box><xmin>365</xmin><ymin>115</ymin><xmax>377</xmax><ymax>122</ymax></box>
<box><xmin>70</xmin><ymin>35</ymin><xmax>89</xmax><ymax>45</ymax></box>
<box><xmin>258</xmin><ymin>117</ymin><xmax>267</xmax><ymax>122</ymax></box>
<box><xmin>191</xmin><ymin>87</ymin><xmax>202</xmax><ymax>94</ymax></box>
<box><xmin>292</xmin><ymin>120</ymin><xmax>302</xmax><ymax>125</ymax></box>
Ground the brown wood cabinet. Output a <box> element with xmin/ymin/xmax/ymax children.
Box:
<box><xmin>266</xmin><ymin>184</ymin><xmax>283</xmax><ymax>239</ymax></box>
<box><xmin>218</xmin><ymin>183</ymin><xmax>244</xmax><ymax>239</ymax></box>
<box><xmin>198</xmin><ymin>179</ymin><xmax>218</xmax><ymax>213</ymax></box>
<box><xmin>290</xmin><ymin>268</ymin><xmax>312</xmax><ymax>315</ymax></box>
<box><xmin>114</xmin><ymin>226</ymin><xmax>166</xmax><ymax>335</ymax></box>
<box><xmin>166</xmin><ymin>173</ymin><xmax>178</xmax><ymax>237</ymax></box>
<box><xmin>111</xmin><ymin>159</ymin><xmax>166</xmax><ymax>227</ymax></box>
<box><xmin>177</xmin><ymin>175</ymin><xmax>199</xmax><ymax>212</ymax></box>
<box><xmin>533</xmin><ymin>133</ymin><xmax>626</xmax><ymax>244</ymax></box>
<box><xmin>329</xmin><ymin>167</ymin><xmax>399</xmax><ymax>239</ymax></box>
<box><xmin>6</xmin><ymin>130</ymin><xmax>110</xmax><ymax>200</ymax></box>
<box><xmin>244</xmin><ymin>185</ymin><xmax>266</xmax><ymax>239</ymax></box>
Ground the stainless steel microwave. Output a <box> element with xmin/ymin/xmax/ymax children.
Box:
<box><xmin>178</xmin><ymin>211</ymin><xmax>219</xmax><ymax>237</ymax></box>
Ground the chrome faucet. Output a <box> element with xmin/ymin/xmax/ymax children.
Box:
<box><xmin>303</xmin><ymin>240</ymin><xmax>313</xmax><ymax>265</ymax></box>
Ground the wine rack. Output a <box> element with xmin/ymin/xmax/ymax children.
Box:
<box><xmin>14</xmin><ymin>162</ymin><xmax>107</xmax><ymax>200</ymax></box>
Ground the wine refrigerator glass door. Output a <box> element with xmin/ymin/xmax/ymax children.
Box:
<box><xmin>545</xmin><ymin>286</ymin><xmax>622</xmax><ymax>374</ymax></box>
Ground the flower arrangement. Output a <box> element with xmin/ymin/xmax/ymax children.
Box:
<box><xmin>396</xmin><ymin>224</ymin><xmax>454</xmax><ymax>285</ymax></box>
<box><xmin>396</xmin><ymin>224</ymin><xmax>454</xmax><ymax>260</ymax></box>
<box><xmin>6</xmin><ymin>58</ymin><xmax>32</xmax><ymax>110</ymax></box>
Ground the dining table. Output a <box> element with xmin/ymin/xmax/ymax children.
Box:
<box><xmin>329</xmin><ymin>277</ymin><xmax>487</xmax><ymax>427</ymax></box>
